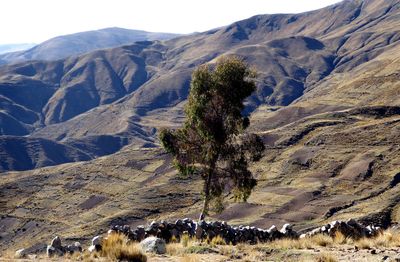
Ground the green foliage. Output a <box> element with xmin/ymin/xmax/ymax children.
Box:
<box><xmin>159</xmin><ymin>56</ymin><xmax>265</xmax><ymax>219</ymax></box>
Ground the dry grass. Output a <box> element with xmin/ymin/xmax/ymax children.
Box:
<box><xmin>355</xmin><ymin>229</ymin><xmax>400</xmax><ymax>249</ymax></box>
<box><xmin>267</xmin><ymin>234</ymin><xmax>333</xmax><ymax>250</ymax></box>
<box><xmin>210</xmin><ymin>235</ymin><xmax>226</xmax><ymax>246</ymax></box>
<box><xmin>332</xmin><ymin>231</ymin><xmax>351</xmax><ymax>245</ymax></box>
<box><xmin>166</xmin><ymin>242</ymin><xmax>186</xmax><ymax>256</ymax></box>
<box><xmin>166</xmin><ymin>235</ymin><xmax>226</xmax><ymax>257</ymax></box>
<box><xmin>99</xmin><ymin>233</ymin><xmax>147</xmax><ymax>262</ymax></box>
<box><xmin>265</xmin><ymin>229</ymin><xmax>400</xmax><ymax>251</ymax></box>
<box><xmin>180</xmin><ymin>254</ymin><xmax>201</xmax><ymax>262</ymax></box>
<box><xmin>315</xmin><ymin>253</ymin><xmax>338</xmax><ymax>262</ymax></box>
<box><xmin>181</xmin><ymin>232</ymin><xmax>190</xmax><ymax>247</ymax></box>
<box><xmin>166</xmin><ymin>234</ymin><xmax>201</xmax><ymax>256</ymax></box>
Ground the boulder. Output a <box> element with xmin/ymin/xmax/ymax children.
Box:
<box><xmin>47</xmin><ymin>236</ymin><xmax>65</xmax><ymax>257</ymax></box>
<box><xmin>88</xmin><ymin>245</ymin><xmax>97</xmax><ymax>253</ymax></box>
<box><xmin>280</xmin><ymin>223</ymin><xmax>297</xmax><ymax>238</ymax></box>
<box><xmin>136</xmin><ymin>226</ymin><xmax>146</xmax><ymax>241</ymax></box>
<box><xmin>47</xmin><ymin>245</ymin><xmax>64</xmax><ymax>257</ymax></box>
<box><xmin>88</xmin><ymin>236</ymin><xmax>102</xmax><ymax>252</ymax></box>
<box><xmin>14</xmin><ymin>249</ymin><xmax>27</xmax><ymax>259</ymax></box>
<box><xmin>50</xmin><ymin>236</ymin><xmax>62</xmax><ymax>249</ymax></box>
<box><xmin>65</xmin><ymin>242</ymin><xmax>82</xmax><ymax>254</ymax></box>
<box><xmin>140</xmin><ymin>236</ymin><xmax>166</xmax><ymax>254</ymax></box>
<box><xmin>92</xmin><ymin>235</ymin><xmax>102</xmax><ymax>246</ymax></box>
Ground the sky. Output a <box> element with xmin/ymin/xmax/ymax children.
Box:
<box><xmin>0</xmin><ymin>0</ymin><xmax>343</xmax><ymax>45</ymax></box>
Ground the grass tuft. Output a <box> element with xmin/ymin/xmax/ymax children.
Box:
<box><xmin>181</xmin><ymin>232</ymin><xmax>190</xmax><ymax>247</ymax></box>
<box><xmin>210</xmin><ymin>235</ymin><xmax>226</xmax><ymax>246</ymax></box>
<box><xmin>310</xmin><ymin>234</ymin><xmax>333</xmax><ymax>247</ymax></box>
<box><xmin>100</xmin><ymin>233</ymin><xmax>147</xmax><ymax>262</ymax></box>
<box><xmin>355</xmin><ymin>229</ymin><xmax>400</xmax><ymax>249</ymax></box>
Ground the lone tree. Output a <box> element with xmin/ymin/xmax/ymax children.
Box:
<box><xmin>159</xmin><ymin>56</ymin><xmax>265</xmax><ymax>221</ymax></box>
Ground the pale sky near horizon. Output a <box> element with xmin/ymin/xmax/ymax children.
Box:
<box><xmin>0</xmin><ymin>0</ymin><xmax>342</xmax><ymax>45</ymax></box>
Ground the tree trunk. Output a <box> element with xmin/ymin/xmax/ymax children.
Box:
<box><xmin>199</xmin><ymin>168</ymin><xmax>213</xmax><ymax>221</ymax></box>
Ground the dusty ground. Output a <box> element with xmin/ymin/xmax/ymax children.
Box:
<box><xmin>1</xmin><ymin>244</ymin><xmax>400</xmax><ymax>261</ymax></box>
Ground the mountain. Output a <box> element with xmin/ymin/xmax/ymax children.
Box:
<box><xmin>0</xmin><ymin>43</ymin><xmax>36</xmax><ymax>54</ymax></box>
<box><xmin>1</xmin><ymin>0</ymin><xmax>400</xmax><ymax>253</ymax></box>
<box><xmin>1</xmin><ymin>0</ymin><xmax>399</xmax><ymax>171</ymax></box>
<box><xmin>0</xmin><ymin>27</ymin><xmax>180</xmax><ymax>64</ymax></box>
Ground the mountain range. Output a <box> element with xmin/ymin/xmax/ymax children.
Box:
<box><xmin>0</xmin><ymin>27</ymin><xmax>180</xmax><ymax>64</ymax></box>
<box><xmin>0</xmin><ymin>0</ymin><xmax>400</xmax><ymax>254</ymax></box>
<box><xmin>1</xmin><ymin>0</ymin><xmax>399</xmax><ymax>171</ymax></box>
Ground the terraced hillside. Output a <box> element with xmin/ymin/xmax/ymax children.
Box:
<box><xmin>1</xmin><ymin>105</ymin><xmax>399</xmax><ymax>253</ymax></box>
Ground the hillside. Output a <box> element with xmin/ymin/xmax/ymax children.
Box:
<box><xmin>0</xmin><ymin>0</ymin><xmax>400</xmax><ymax>254</ymax></box>
<box><xmin>0</xmin><ymin>27</ymin><xmax>180</xmax><ymax>64</ymax></box>
<box><xmin>1</xmin><ymin>0</ymin><xmax>399</xmax><ymax>172</ymax></box>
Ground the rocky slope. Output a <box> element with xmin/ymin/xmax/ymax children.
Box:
<box><xmin>1</xmin><ymin>0</ymin><xmax>399</xmax><ymax>172</ymax></box>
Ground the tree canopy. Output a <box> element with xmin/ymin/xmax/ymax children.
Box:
<box><xmin>160</xmin><ymin>56</ymin><xmax>265</xmax><ymax>221</ymax></box>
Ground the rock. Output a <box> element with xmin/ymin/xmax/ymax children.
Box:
<box><xmin>50</xmin><ymin>236</ymin><xmax>62</xmax><ymax>249</ymax></box>
<box><xmin>140</xmin><ymin>236</ymin><xmax>166</xmax><ymax>254</ymax></box>
<box><xmin>107</xmin><ymin>229</ymin><xmax>116</xmax><ymax>235</ymax></box>
<box><xmin>88</xmin><ymin>245</ymin><xmax>97</xmax><ymax>253</ymax></box>
<box><xmin>175</xmin><ymin>219</ymin><xmax>183</xmax><ymax>226</ymax></box>
<box><xmin>47</xmin><ymin>236</ymin><xmax>65</xmax><ymax>257</ymax></box>
<box><xmin>15</xmin><ymin>249</ymin><xmax>27</xmax><ymax>258</ymax></box>
<box><xmin>66</xmin><ymin>242</ymin><xmax>82</xmax><ymax>254</ymax></box>
<box><xmin>195</xmin><ymin>221</ymin><xmax>205</xmax><ymax>239</ymax></box>
<box><xmin>136</xmin><ymin>226</ymin><xmax>146</xmax><ymax>241</ymax></box>
<box><xmin>27</xmin><ymin>254</ymin><xmax>37</xmax><ymax>259</ymax></box>
<box><xmin>47</xmin><ymin>245</ymin><xmax>64</xmax><ymax>257</ymax></box>
<box><xmin>88</xmin><ymin>236</ymin><xmax>103</xmax><ymax>252</ymax></box>
<box><xmin>280</xmin><ymin>223</ymin><xmax>297</xmax><ymax>238</ymax></box>
<box><xmin>92</xmin><ymin>235</ymin><xmax>102</xmax><ymax>246</ymax></box>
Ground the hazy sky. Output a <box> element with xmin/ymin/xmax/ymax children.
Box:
<box><xmin>1</xmin><ymin>0</ymin><xmax>342</xmax><ymax>44</ymax></box>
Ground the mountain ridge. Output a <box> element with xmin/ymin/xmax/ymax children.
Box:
<box><xmin>0</xmin><ymin>27</ymin><xmax>180</xmax><ymax>64</ymax></box>
<box><xmin>0</xmin><ymin>0</ymin><xmax>399</xmax><ymax>172</ymax></box>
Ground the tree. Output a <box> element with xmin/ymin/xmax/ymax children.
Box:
<box><xmin>159</xmin><ymin>56</ymin><xmax>265</xmax><ymax>221</ymax></box>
